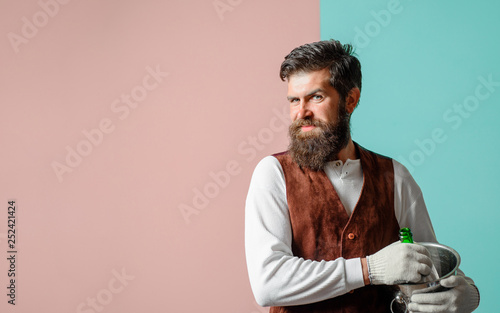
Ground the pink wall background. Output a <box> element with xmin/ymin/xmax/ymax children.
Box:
<box><xmin>0</xmin><ymin>0</ymin><xmax>318</xmax><ymax>312</ymax></box>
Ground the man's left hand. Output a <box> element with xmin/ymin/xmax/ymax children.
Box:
<box><xmin>408</xmin><ymin>275</ymin><xmax>479</xmax><ymax>313</ymax></box>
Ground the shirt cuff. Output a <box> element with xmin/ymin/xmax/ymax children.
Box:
<box><xmin>345</xmin><ymin>258</ymin><xmax>366</xmax><ymax>291</ymax></box>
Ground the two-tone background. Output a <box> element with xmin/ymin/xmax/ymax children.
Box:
<box><xmin>1</xmin><ymin>1</ymin><xmax>497</xmax><ymax>312</ymax></box>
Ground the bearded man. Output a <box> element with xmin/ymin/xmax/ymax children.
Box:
<box><xmin>245</xmin><ymin>40</ymin><xmax>480</xmax><ymax>313</ymax></box>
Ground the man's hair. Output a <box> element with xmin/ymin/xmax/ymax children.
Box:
<box><xmin>280</xmin><ymin>39</ymin><xmax>362</xmax><ymax>100</ymax></box>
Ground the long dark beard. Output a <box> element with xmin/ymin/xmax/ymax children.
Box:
<box><xmin>288</xmin><ymin>106</ymin><xmax>351</xmax><ymax>171</ymax></box>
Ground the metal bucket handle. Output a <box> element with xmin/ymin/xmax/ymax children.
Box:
<box><xmin>390</xmin><ymin>291</ymin><xmax>409</xmax><ymax>313</ymax></box>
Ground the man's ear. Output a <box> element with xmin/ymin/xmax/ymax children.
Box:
<box><xmin>345</xmin><ymin>87</ymin><xmax>360</xmax><ymax>114</ymax></box>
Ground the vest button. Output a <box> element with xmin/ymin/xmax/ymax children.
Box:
<box><xmin>349</xmin><ymin>290</ymin><xmax>355</xmax><ymax>294</ymax></box>
<box><xmin>347</xmin><ymin>233</ymin><xmax>355</xmax><ymax>240</ymax></box>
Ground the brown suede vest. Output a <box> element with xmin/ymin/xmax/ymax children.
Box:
<box><xmin>270</xmin><ymin>144</ymin><xmax>399</xmax><ymax>313</ymax></box>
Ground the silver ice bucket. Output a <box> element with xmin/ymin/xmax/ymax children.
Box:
<box><xmin>390</xmin><ymin>242</ymin><xmax>461</xmax><ymax>313</ymax></box>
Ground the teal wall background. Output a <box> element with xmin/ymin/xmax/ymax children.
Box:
<box><xmin>321</xmin><ymin>1</ymin><xmax>499</xmax><ymax>311</ymax></box>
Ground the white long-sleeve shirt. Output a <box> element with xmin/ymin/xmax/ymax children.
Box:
<box><xmin>245</xmin><ymin>155</ymin><xmax>437</xmax><ymax>307</ymax></box>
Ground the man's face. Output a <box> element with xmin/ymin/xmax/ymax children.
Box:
<box><xmin>286</xmin><ymin>68</ymin><xmax>351</xmax><ymax>170</ymax></box>
<box><xmin>287</xmin><ymin>68</ymin><xmax>342</xmax><ymax>130</ymax></box>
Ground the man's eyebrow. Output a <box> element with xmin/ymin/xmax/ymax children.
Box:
<box><xmin>306</xmin><ymin>88</ymin><xmax>324</xmax><ymax>96</ymax></box>
<box><xmin>287</xmin><ymin>88</ymin><xmax>325</xmax><ymax>100</ymax></box>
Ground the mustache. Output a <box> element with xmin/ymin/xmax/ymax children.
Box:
<box><xmin>291</xmin><ymin>118</ymin><xmax>325</xmax><ymax>128</ymax></box>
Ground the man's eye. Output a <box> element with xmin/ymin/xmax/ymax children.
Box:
<box><xmin>312</xmin><ymin>95</ymin><xmax>323</xmax><ymax>100</ymax></box>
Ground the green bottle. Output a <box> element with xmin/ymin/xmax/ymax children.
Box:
<box><xmin>399</xmin><ymin>228</ymin><xmax>413</xmax><ymax>243</ymax></box>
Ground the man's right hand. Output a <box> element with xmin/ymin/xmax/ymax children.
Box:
<box><xmin>366</xmin><ymin>241</ymin><xmax>433</xmax><ymax>285</ymax></box>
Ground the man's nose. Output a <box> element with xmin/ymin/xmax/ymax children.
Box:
<box><xmin>297</xmin><ymin>102</ymin><xmax>313</xmax><ymax>120</ymax></box>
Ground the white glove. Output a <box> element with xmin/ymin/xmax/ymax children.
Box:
<box><xmin>408</xmin><ymin>275</ymin><xmax>480</xmax><ymax>313</ymax></box>
<box><xmin>366</xmin><ymin>242</ymin><xmax>434</xmax><ymax>285</ymax></box>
